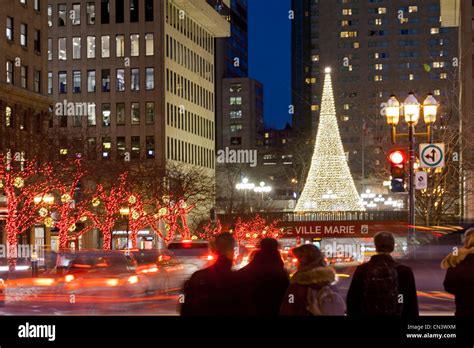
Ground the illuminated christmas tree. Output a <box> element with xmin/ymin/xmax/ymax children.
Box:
<box><xmin>295</xmin><ymin>68</ymin><xmax>364</xmax><ymax>212</ymax></box>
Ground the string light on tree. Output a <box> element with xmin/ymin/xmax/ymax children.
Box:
<box><xmin>295</xmin><ymin>67</ymin><xmax>364</xmax><ymax>212</ymax></box>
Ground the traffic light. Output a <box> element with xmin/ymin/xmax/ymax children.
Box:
<box><xmin>388</xmin><ymin>150</ymin><xmax>406</xmax><ymax>193</ymax></box>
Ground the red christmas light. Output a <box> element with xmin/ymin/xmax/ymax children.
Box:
<box><xmin>0</xmin><ymin>154</ymin><xmax>59</xmax><ymax>267</ymax></box>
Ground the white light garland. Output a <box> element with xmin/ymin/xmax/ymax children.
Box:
<box><xmin>295</xmin><ymin>68</ymin><xmax>365</xmax><ymax>212</ymax></box>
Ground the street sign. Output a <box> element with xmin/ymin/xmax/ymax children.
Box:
<box><xmin>415</xmin><ymin>171</ymin><xmax>428</xmax><ymax>190</ymax></box>
<box><xmin>420</xmin><ymin>143</ymin><xmax>445</xmax><ymax>169</ymax></box>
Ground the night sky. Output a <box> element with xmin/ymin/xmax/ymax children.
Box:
<box><xmin>248</xmin><ymin>0</ymin><xmax>292</xmax><ymax>130</ymax></box>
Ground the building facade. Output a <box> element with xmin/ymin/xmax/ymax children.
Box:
<box><xmin>291</xmin><ymin>0</ymin><xmax>459</xmax><ymax>191</ymax></box>
<box><xmin>0</xmin><ymin>0</ymin><xmax>51</xmax><ymax>245</ymax></box>
<box><xmin>451</xmin><ymin>0</ymin><xmax>474</xmax><ymax>220</ymax></box>
<box><xmin>47</xmin><ymin>0</ymin><xmax>230</xmax><ymax>246</ymax></box>
<box><xmin>220</xmin><ymin>77</ymin><xmax>263</xmax><ymax>151</ymax></box>
<box><xmin>0</xmin><ymin>0</ymin><xmax>51</xmax><ymax>155</ymax></box>
<box><xmin>215</xmin><ymin>0</ymin><xmax>249</xmax><ymax>150</ymax></box>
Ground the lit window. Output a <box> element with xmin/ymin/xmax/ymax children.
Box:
<box><xmin>375</xmin><ymin>18</ymin><xmax>382</xmax><ymax>25</ymax></box>
<box><xmin>131</xmin><ymin>103</ymin><xmax>140</xmax><ymax>124</ymax></box>
<box><xmin>73</xmin><ymin>70</ymin><xmax>81</xmax><ymax>93</ymax></box>
<box><xmin>353</xmin><ymin>42</ymin><xmax>360</xmax><ymax>48</ymax></box>
<box><xmin>48</xmin><ymin>38</ymin><xmax>53</xmax><ymax>60</ymax></box>
<box><xmin>431</xmin><ymin>28</ymin><xmax>439</xmax><ymax>34</ymax></box>
<box><xmin>59</xmin><ymin>71</ymin><xmax>67</xmax><ymax>93</ymax></box>
<box><xmin>440</xmin><ymin>73</ymin><xmax>447</xmax><ymax>80</ymax></box>
<box><xmin>230</xmin><ymin>110</ymin><xmax>242</xmax><ymax>119</ymax></box>
<box><xmin>116</xmin><ymin>69</ymin><xmax>125</xmax><ymax>91</ymax></box>
<box><xmin>87</xmin><ymin>36</ymin><xmax>96</xmax><ymax>58</ymax></box>
<box><xmin>145</xmin><ymin>33</ymin><xmax>154</xmax><ymax>56</ymax></box>
<box><xmin>6</xmin><ymin>17</ymin><xmax>13</xmax><ymax>41</ymax></box>
<box><xmin>341</xmin><ymin>20</ymin><xmax>349</xmax><ymax>26</ymax></box>
<box><xmin>73</xmin><ymin>37</ymin><xmax>81</xmax><ymax>59</ymax></box>
<box><xmin>102</xmin><ymin>104</ymin><xmax>111</xmax><ymax>126</ymax></box>
<box><xmin>340</xmin><ymin>31</ymin><xmax>358</xmax><ymax>38</ymax></box>
<box><xmin>375</xmin><ymin>64</ymin><xmax>383</xmax><ymax>70</ymax></box>
<box><xmin>87</xmin><ymin>70</ymin><xmax>96</xmax><ymax>92</ymax></box>
<box><xmin>409</xmin><ymin>74</ymin><xmax>414</xmax><ymax>81</ymax></box>
<box><xmin>378</xmin><ymin>7</ymin><xmax>387</xmax><ymax>14</ymax></box>
<box><xmin>409</xmin><ymin>6</ymin><xmax>418</xmax><ymax>13</ymax></box>
<box><xmin>101</xmin><ymin>36</ymin><xmax>110</xmax><ymax>58</ymax></box>
<box><xmin>87</xmin><ymin>104</ymin><xmax>96</xmax><ymax>126</ymax></box>
<box><xmin>230</xmin><ymin>124</ymin><xmax>243</xmax><ymax>133</ymax></box>
<box><xmin>20</xmin><ymin>24</ymin><xmax>27</xmax><ymax>47</ymax></box>
<box><xmin>86</xmin><ymin>2</ymin><xmax>96</xmax><ymax>24</ymax></box>
<box><xmin>312</xmin><ymin>55</ymin><xmax>319</xmax><ymax>62</ymax></box>
<box><xmin>230</xmin><ymin>97</ymin><xmax>242</xmax><ymax>105</ymax></box>
<box><xmin>131</xmin><ymin>34</ymin><xmax>139</xmax><ymax>57</ymax></box>
<box><xmin>230</xmin><ymin>84</ymin><xmax>243</xmax><ymax>92</ymax></box>
<box><xmin>5</xmin><ymin>106</ymin><xmax>11</xmax><ymax>127</ymax></box>
<box><xmin>343</xmin><ymin>104</ymin><xmax>350</xmax><ymax>110</ymax></box>
<box><xmin>374</xmin><ymin>75</ymin><xmax>383</xmax><ymax>82</ymax></box>
<box><xmin>116</xmin><ymin>35</ymin><xmax>125</xmax><ymax>57</ymax></box>
<box><xmin>146</xmin><ymin>68</ymin><xmax>154</xmax><ymax>90</ymax></box>
<box><xmin>311</xmin><ymin>105</ymin><xmax>319</xmax><ymax>111</ymax></box>
<box><xmin>434</xmin><ymin>89</ymin><xmax>441</xmax><ymax>96</ymax></box>
<box><xmin>72</xmin><ymin>4</ymin><xmax>81</xmax><ymax>25</ymax></box>
<box><xmin>432</xmin><ymin>62</ymin><xmax>445</xmax><ymax>68</ymax></box>
<box><xmin>131</xmin><ymin>68</ymin><xmax>140</xmax><ymax>91</ymax></box>
<box><xmin>58</xmin><ymin>38</ymin><xmax>67</xmax><ymax>60</ymax></box>
<box><xmin>342</xmin><ymin>9</ymin><xmax>352</xmax><ymax>15</ymax></box>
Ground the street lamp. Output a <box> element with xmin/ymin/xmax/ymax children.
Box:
<box><xmin>236</xmin><ymin>177</ymin><xmax>255</xmax><ymax>213</ymax></box>
<box><xmin>384</xmin><ymin>92</ymin><xmax>439</xmax><ymax>258</ymax></box>
<box><xmin>120</xmin><ymin>207</ymin><xmax>130</xmax><ymax>250</ymax></box>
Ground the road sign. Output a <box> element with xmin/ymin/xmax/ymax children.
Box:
<box><xmin>415</xmin><ymin>171</ymin><xmax>428</xmax><ymax>190</ymax></box>
<box><xmin>420</xmin><ymin>143</ymin><xmax>445</xmax><ymax>169</ymax></box>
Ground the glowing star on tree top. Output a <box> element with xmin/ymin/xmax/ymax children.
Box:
<box><xmin>295</xmin><ymin>67</ymin><xmax>364</xmax><ymax>212</ymax></box>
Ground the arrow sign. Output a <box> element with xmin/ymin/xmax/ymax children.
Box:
<box><xmin>420</xmin><ymin>143</ymin><xmax>445</xmax><ymax>169</ymax></box>
<box><xmin>415</xmin><ymin>171</ymin><xmax>428</xmax><ymax>190</ymax></box>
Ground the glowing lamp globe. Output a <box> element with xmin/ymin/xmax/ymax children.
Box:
<box><xmin>325</xmin><ymin>67</ymin><xmax>331</xmax><ymax>74</ymax></box>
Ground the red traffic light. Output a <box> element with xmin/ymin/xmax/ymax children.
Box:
<box><xmin>389</xmin><ymin>150</ymin><xmax>406</xmax><ymax>165</ymax></box>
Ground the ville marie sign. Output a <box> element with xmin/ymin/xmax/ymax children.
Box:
<box><xmin>279</xmin><ymin>221</ymin><xmax>408</xmax><ymax>238</ymax></box>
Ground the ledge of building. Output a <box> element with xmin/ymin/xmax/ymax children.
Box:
<box><xmin>0</xmin><ymin>83</ymin><xmax>53</xmax><ymax>111</ymax></box>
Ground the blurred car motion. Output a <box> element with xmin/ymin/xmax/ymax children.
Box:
<box><xmin>167</xmin><ymin>240</ymin><xmax>214</xmax><ymax>280</ymax></box>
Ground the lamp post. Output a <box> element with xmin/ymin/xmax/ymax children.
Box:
<box><xmin>385</xmin><ymin>93</ymin><xmax>439</xmax><ymax>258</ymax></box>
<box><xmin>119</xmin><ymin>207</ymin><xmax>130</xmax><ymax>250</ymax></box>
<box><xmin>254</xmin><ymin>181</ymin><xmax>272</xmax><ymax>209</ymax></box>
<box><xmin>236</xmin><ymin>177</ymin><xmax>255</xmax><ymax>213</ymax></box>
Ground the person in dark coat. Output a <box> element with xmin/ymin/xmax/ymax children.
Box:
<box><xmin>180</xmin><ymin>233</ymin><xmax>239</xmax><ymax>316</ymax></box>
<box><xmin>237</xmin><ymin>238</ymin><xmax>289</xmax><ymax>316</ymax></box>
<box><xmin>280</xmin><ymin>244</ymin><xmax>337</xmax><ymax>316</ymax></box>
<box><xmin>442</xmin><ymin>228</ymin><xmax>474</xmax><ymax>316</ymax></box>
<box><xmin>346</xmin><ymin>232</ymin><xmax>419</xmax><ymax>317</ymax></box>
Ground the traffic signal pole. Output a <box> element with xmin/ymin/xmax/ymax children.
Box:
<box><xmin>408</xmin><ymin>124</ymin><xmax>416</xmax><ymax>259</ymax></box>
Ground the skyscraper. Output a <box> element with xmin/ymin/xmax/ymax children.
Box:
<box><xmin>291</xmin><ymin>0</ymin><xmax>459</xmax><ymax>190</ymax></box>
<box><xmin>47</xmin><ymin>0</ymin><xmax>229</xmax><ymax>174</ymax></box>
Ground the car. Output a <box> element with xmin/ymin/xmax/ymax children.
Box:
<box><xmin>130</xmin><ymin>249</ymin><xmax>184</xmax><ymax>294</ymax></box>
<box><xmin>54</xmin><ymin>250</ymin><xmax>149</xmax><ymax>303</ymax></box>
<box><xmin>167</xmin><ymin>240</ymin><xmax>214</xmax><ymax>280</ymax></box>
